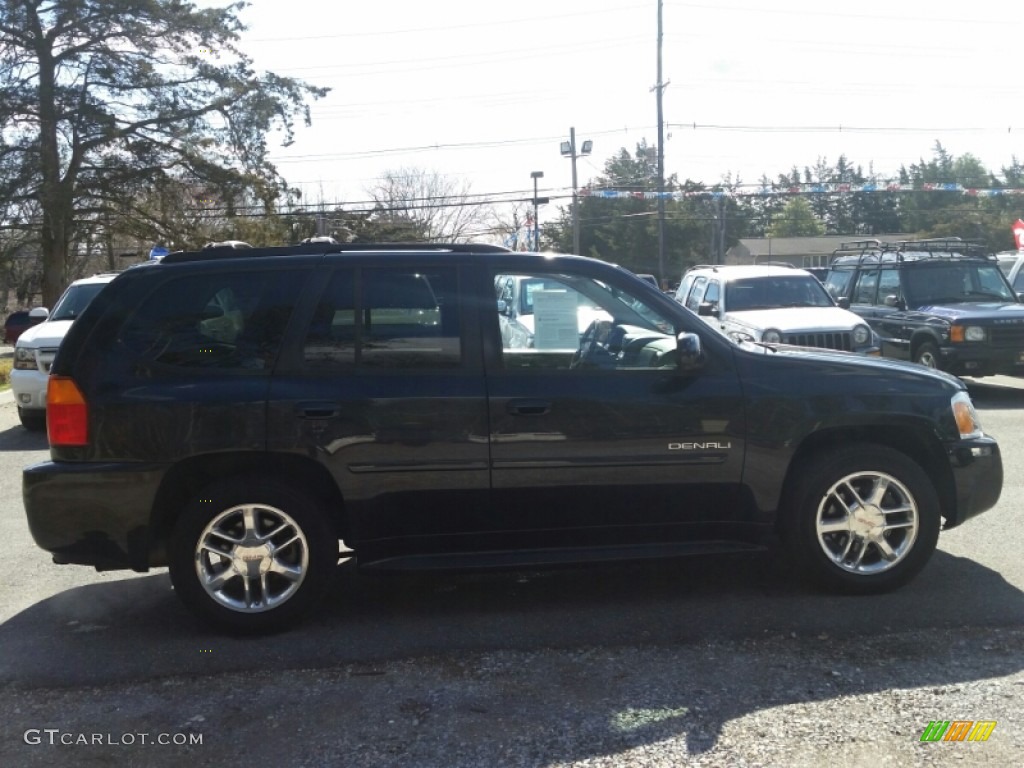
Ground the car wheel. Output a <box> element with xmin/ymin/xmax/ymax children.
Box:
<box><xmin>914</xmin><ymin>341</ymin><xmax>940</xmax><ymax>369</ymax></box>
<box><xmin>783</xmin><ymin>444</ymin><xmax>940</xmax><ymax>594</ymax></box>
<box><xmin>169</xmin><ymin>477</ymin><xmax>338</xmax><ymax>634</ymax></box>
<box><xmin>18</xmin><ymin>407</ymin><xmax>46</xmax><ymax>432</ymax></box>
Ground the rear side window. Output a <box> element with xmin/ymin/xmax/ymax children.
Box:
<box><xmin>303</xmin><ymin>266</ymin><xmax>461</xmax><ymax>369</ymax></box>
<box><xmin>117</xmin><ymin>270</ymin><xmax>302</xmax><ymax>372</ymax></box>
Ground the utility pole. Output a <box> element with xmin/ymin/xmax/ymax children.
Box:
<box><xmin>560</xmin><ymin>127</ymin><xmax>592</xmax><ymax>255</ymax></box>
<box><xmin>655</xmin><ymin>0</ymin><xmax>667</xmax><ymax>286</ymax></box>
<box><xmin>530</xmin><ymin>170</ymin><xmax>547</xmax><ymax>251</ymax></box>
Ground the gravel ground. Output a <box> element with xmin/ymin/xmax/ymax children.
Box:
<box><xmin>2</xmin><ymin>625</ymin><xmax>1021</xmax><ymax>767</ymax></box>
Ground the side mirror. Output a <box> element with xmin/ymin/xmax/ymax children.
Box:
<box><xmin>676</xmin><ymin>331</ymin><xmax>704</xmax><ymax>371</ymax></box>
<box><xmin>697</xmin><ymin>302</ymin><xmax>718</xmax><ymax>318</ymax></box>
<box><xmin>836</xmin><ymin>297</ymin><xmax>851</xmax><ymax>309</ymax></box>
<box><xmin>883</xmin><ymin>294</ymin><xmax>903</xmax><ymax>308</ymax></box>
<box><xmin>28</xmin><ymin>307</ymin><xmax>49</xmax><ymax>319</ymax></box>
<box><xmin>497</xmin><ymin>299</ymin><xmax>508</xmax><ymax>316</ymax></box>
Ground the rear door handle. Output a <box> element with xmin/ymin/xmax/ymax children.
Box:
<box><xmin>297</xmin><ymin>402</ymin><xmax>341</xmax><ymax>419</ymax></box>
<box><xmin>506</xmin><ymin>399</ymin><xmax>551</xmax><ymax>416</ymax></box>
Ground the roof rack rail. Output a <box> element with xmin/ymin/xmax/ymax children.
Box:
<box><xmin>757</xmin><ymin>261</ymin><xmax>800</xmax><ymax>268</ymax></box>
<box><xmin>162</xmin><ymin>241</ymin><xmax>512</xmax><ymax>264</ymax></box>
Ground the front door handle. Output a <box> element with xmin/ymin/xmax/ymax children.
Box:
<box><xmin>506</xmin><ymin>399</ymin><xmax>551</xmax><ymax>416</ymax></box>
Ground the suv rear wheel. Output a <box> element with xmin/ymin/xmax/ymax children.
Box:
<box><xmin>169</xmin><ymin>477</ymin><xmax>338</xmax><ymax>633</ymax></box>
<box><xmin>784</xmin><ymin>444</ymin><xmax>940</xmax><ymax>593</ymax></box>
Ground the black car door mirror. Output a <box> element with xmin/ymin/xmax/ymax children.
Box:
<box><xmin>676</xmin><ymin>331</ymin><xmax>704</xmax><ymax>371</ymax></box>
<box><xmin>836</xmin><ymin>296</ymin><xmax>851</xmax><ymax>309</ymax></box>
<box><xmin>697</xmin><ymin>301</ymin><xmax>718</xmax><ymax>318</ymax></box>
<box><xmin>883</xmin><ymin>294</ymin><xmax>903</xmax><ymax>309</ymax></box>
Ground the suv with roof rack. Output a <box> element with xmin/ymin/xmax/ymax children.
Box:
<box><xmin>823</xmin><ymin>238</ymin><xmax>1024</xmax><ymax>375</ymax></box>
<box><xmin>22</xmin><ymin>240</ymin><xmax>1002</xmax><ymax>633</ymax></box>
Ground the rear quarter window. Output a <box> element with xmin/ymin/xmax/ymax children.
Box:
<box><xmin>117</xmin><ymin>270</ymin><xmax>303</xmax><ymax>372</ymax></box>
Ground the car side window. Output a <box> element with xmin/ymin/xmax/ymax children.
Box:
<box><xmin>877</xmin><ymin>268</ymin><xmax>901</xmax><ymax>302</ymax></box>
<box><xmin>703</xmin><ymin>280</ymin><xmax>720</xmax><ymax>307</ymax></box>
<box><xmin>852</xmin><ymin>269</ymin><xmax>880</xmax><ymax>305</ymax></box>
<box><xmin>493</xmin><ymin>270</ymin><xmax>676</xmax><ymax>371</ymax></box>
<box><xmin>118</xmin><ymin>271</ymin><xmax>301</xmax><ymax>371</ymax></box>
<box><xmin>303</xmin><ymin>267</ymin><xmax>461</xmax><ymax>369</ymax></box>
<box><xmin>684</xmin><ymin>276</ymin><xmax>707</xmax><ymax>312</ymax></box>
<box><xmin>823</xmin><ymin>269</ymin><xmax>853</xmax><ymax>299</ymax></box>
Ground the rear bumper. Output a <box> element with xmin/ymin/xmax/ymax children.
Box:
<box><xmin>945</xmin><ymin>436</ymin><xmax>1002</xmax><ymax>528</ymax></box>
<box><xmin>23</xmin><ymin>461</ymin><xmax>167</xmax><ymax>571</ymax></box>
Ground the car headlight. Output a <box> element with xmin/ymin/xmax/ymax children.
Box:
<box><xmin>13</xmin><ymin>346</ymin><xmax>36</xmax><ymax>370</ymax></box>
<box><xmin>761</xmin><ymin>328</ymin><xmax>783</xmax><ymax>343</ymax></box>
<box><xmin>950</xmin><ymin>324</ymin><xmax>985</xmax><ymax>342</ymax></box>
<box><xmin>951</xmin><ymin>391</ymin><xmax>983</xmax><ymax>439</ymax></box>
<box><xmin>852</xmin><ymin>324</ymin><xmax>871</xmax><ymax>346</ymax></box>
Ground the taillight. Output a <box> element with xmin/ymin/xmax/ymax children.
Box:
<box><xmin>47</xmin><ymin>376</ymin><xmax>88</xmax><ymax>446</ymax></box>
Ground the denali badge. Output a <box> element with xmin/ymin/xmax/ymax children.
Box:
<box><xmin>669</xmin><ymin>442</ymin><xmax>731</xmax><ymax>450</ymax></box>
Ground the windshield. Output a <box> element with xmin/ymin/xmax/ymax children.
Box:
<box><xmin>49</xmin><ymin>282</ymin><xmax>108</xmax><ymax>321</ymax></box>
<box><xmin>902</xmin><ymin>264</ymin><xmax>1016</xmax><ymax>305</ymax></box>
<box><xmin>726</xmin><ymin>275</ymin><xmax>835</xmax><ymax>310</ymax></box>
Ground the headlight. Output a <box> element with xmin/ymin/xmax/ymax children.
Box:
<box><xmin>951</xmin><ymin>391</ymin><xmax>983</xmax><ymax>439</ymax></box>
<box><xmin>853</xmin><ymin>324</ymin><xmax>871</xmax><ymax>345</ymax></box>
<box><xmin>950</xmin><ymin>324</ymin><xmax>985</xmax><ymax>342</ymax></box>
<box><xmin>762</xmin><ymin>328</ymin><xmax>783</xmax><ymax>343</ymax></box>
<box><xmin>13</xmin><ymin>346</ymin><xmax>35</xmax><ymax>370</ymax></box>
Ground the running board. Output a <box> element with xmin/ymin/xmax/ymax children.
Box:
<box><xmin>358</xmin><ymin>540</ymin><xmax>767</xmax><ymax>572</ymax></box>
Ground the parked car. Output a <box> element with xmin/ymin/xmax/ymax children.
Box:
<box><xmin>824</xmin><ymin>238</ymin><xmax>1024</xmax><ymax>375</ymax></box>
<box><xmin>11</xmin><ymin>273</ymin><xmax>119</xmax><ymax>430</ymax></box>
<box><xmin>995</xmin><ymin>250</ymin><xmax>1024</xmax><ymax>295</ymax></box>
<box><xmin>3</xmin><ymin>308</ymin><xmax>47</xmax><ymax>344</ymax></box>
<box><xmin>23</xmin><ymin>242</ymin><xmax>1001</xmax><ymax>633</ymax></box>
<box><xmin>675</xmin><ymin>263</ymin><xmax>879</xmax><ymax>354</ymax></box>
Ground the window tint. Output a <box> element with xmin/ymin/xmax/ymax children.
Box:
<box><xmin>823</xmin><ymin>269</ymin><xmax>853</xmax><ymax>299</ymax></box>
<box><xmin>877</xmin><ymin>268</ymin><xmax>901</xmax><ymax>300</ymax></box>
<box><xmin>304</xmin><ymin>267</ymin><xmax>461</xmax><ymax>369</ymax></box>
<box><xmin>119</xmin><ymin>271</ymin><xmax>301</xmax><ymax>371</ymax></box>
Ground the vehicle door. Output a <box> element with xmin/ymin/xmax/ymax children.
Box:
<box><xmin>267</xmin><ymin>260</ymin><xmax>491</xmax><ymax>561</ymax></box>
<box><xmin>868</xmin><ymin>267</ymin><xmax>912</xmax><ymax>359</ymax></box>
<box><xmin>481</xmin><ymin>264</ymin><xmax>747</xmax><ymax>551</ymax></box>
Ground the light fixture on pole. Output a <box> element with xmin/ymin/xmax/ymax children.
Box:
<box><xmin>530</xmin><ymin>171</ymin><xmax>547</xmax><ymax>251</ymax></box>
<box><xmin>560</xmin><ymin>127</ymin><xmax>592</xmax><ymax>255</ymax></box>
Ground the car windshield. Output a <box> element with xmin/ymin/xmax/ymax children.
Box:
<box><xmin>49</xmin><ymin>282</ymin><xmax>108</xmax><ymax>321</ymax></box>
<box><xmin>902</xmin><ymin>263</ymin><xmax>1016</xmax><ymax>304</ymax></box>
<box><xmin>726</xmin><ymin>275</ymin><xmax>835</xmax><ymax>310</ymax></box>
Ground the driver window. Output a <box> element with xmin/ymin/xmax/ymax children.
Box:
<box><xmin>492</xmin><ymin>270</ymin><xmax>677</xmax><ymax>372</ymax></box>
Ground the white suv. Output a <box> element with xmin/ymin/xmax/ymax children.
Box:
<box><xmin>12</xmin><ymin>273</ymin><xmax>118</xmax><ymax>430</ymax></box>
<box><xmin>676</xmin><ymin>264</ymin><xmax>879</xmax><ymax>354</ymax></box>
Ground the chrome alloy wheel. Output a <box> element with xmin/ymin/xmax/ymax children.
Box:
<box><xmin>815</xmin><ymin>470</ymin><xmax>920</xmax><ymax>575</ymax></box>
<box><xmin>194</xmin><ymin>503</ymin><xmax>309</xmax><ymax>613</ymax></box>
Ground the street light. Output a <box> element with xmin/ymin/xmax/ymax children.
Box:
<box><xmin>560</xmin><ymin>127</ymin><xmax>592</xmax><ymax>255</ymax></box>
<box><xmin>530</xmin><ymin>171</ymin><xmax>547</xmax><ymax>251</ymax></box>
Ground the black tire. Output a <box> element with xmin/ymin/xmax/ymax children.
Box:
<box><xmin>783</xmin><ymin>444</ymin><xmax>940</xmax><ymax>594</ymax></box>
<box><xmin>169</xmin><ymin>476</ymin><xmax>338</xmax><ymax>634</ymax></box>
<box><xmin>913</xmin><ymin>341</ymin><xmax>940</xmax><ymax>370</ymax></box>
<box><xmin>18</xmin><ymin>406</ymin><xmax>46</xmax><ymax>432</ymax></box>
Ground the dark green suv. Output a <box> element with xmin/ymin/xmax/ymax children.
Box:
<box><xmin>823</xmin><ymin>238</ymin><xmax>1024</xmax><ymax>375</ymax></box>
<box><xmin>23</xmin><ymin>241</ymin><xmax>1003</xmax><ymax>633</ymax></box>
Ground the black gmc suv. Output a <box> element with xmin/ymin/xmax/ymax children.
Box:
<box><xmin>823</xmin><ymin>238</ymin><xmax>1024</xmax><ymax>375</ymax></box>
<box><xmin>23</xmin><ymin>241</ymin><xmax>1003</xmax><ymax>632</ymax></box>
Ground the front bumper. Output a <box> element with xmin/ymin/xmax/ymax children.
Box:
<box><xmin>23</xmin><ymin>461</ymin><xmax>168</xmax><ymax>571</ymax></box>
<box><xmin>945</xmin><ymin>435</ymin><xmax>1002</xmax><ymax>528</ymax></box>
<box><xmin>939</xmin><ymin>344</ymin><xmax>1024</xmax><ymax>376</ymax></box>
<box><xmin>10</xmin><ymin>367</ymin><xmax>49</xmax><ymax>411</ymax></box>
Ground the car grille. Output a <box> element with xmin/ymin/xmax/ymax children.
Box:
<box><xmin>989</xmin><ymin>326</ymin><xmax>1024</xmax><ymax>347</ymax></box>
<box><xmin>781</xmin><ymin>331</ymin><xmax>853</xmax><ymax>351</ymax></box>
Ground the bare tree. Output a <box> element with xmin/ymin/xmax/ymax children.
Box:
<box><xmin>367</xmin><ymin>167</ymin><xmax>489</xmax><ymax>242</ymax></box>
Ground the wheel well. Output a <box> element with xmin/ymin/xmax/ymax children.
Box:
<box><xmin>910</xmin><ymin>332</ymin><xmax>941</xmax><ymax>359</ymax></box>
<box><xmin>777</xmin><ymin>426</ymin><xmax>954</xmax><ymax>532</ymax></box>
<box><xmin>147</xmin><ymin>452</ymin><xmax>347</xmax><ymax>567</ymax></box>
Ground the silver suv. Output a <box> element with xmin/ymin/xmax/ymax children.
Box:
<box><xmin>676</xmin><ymin>264</ymin><xmax>878</xmax><ymax>354</ymax></box>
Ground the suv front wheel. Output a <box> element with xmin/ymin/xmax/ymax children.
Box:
<box><xmin>784</xmin><ymin>444</ymin><xmax>940</xmax><ymax>593</ymax></box>
<box><xmin>169</xmin><ymin>477</ymin><xmax>338</xmax><ymax>633</ymax></box>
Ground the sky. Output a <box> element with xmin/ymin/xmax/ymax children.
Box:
<box><xmin>219</xmin><ymin>0</ymin><xmax>1024</xmax><ymax>218</ymax></box>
